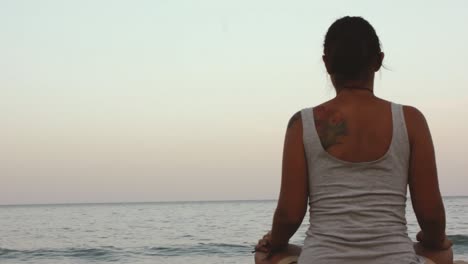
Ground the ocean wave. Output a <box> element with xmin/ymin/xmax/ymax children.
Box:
<box><xmin>147</xmin><ymin>243</ymin><xmax>252</xmax><ymax>256</ymax></box>
<box><xmin>0</xmin><ymin>243</ymin><xmax>253</xmax><ymax>260</ymax></box>
<box><xmin>0</xmin><ymin>247</ymin><xmax>124</xmax><ymax>261</ymax></box>
<box><xmin>1</xmin><ymin>237</ymin><xmax>466</xmax><ymax>261</ymax></box>
<box><xmin>449</xmin><ymin>235</ymin><xmax>468</xmax><ymax>246</ymax></box>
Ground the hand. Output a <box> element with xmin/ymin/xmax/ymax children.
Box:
<box><xmin>416</xmin><ymin>231</ymin><xmax>452</xmax><ymax>250</ymax></box>
<box><xmin>254</xmin><ymin>231</ymin><xmax>272</xmax><ymax>253</ymax></box>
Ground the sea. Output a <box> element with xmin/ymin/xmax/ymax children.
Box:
<box><xmin>0</xmin><ymin>197</ymin><xmax>467</xmax><ymax>264</ymax></box>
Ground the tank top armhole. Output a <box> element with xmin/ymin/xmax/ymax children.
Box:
<box><xmin>389</xmin><ymin>103</ymin><xmax>411</xmax><ymax>174</ymax></box>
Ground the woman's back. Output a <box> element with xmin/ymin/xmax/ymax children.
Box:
<box><xmin>254</xmin><ymin>16</ymin><xmax>451</xmax><ymax>264</ymax></box>
<box><xmin>298</xmin><ymin>95</ymin><xmax>425</xmax><ymax>263</ymax></box>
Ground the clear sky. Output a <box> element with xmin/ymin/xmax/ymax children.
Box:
<box><xmin>1</xmin><ymin>0</ymin><xmax>467</xmax><ymax>205</ymax></box>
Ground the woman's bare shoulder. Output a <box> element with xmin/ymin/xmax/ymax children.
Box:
<box><xmin>287</xmin><ymin>110</ymin><xmax>302</xmax><ymax>129</ymax></box>
<box><xmin>402</xmin><ymin>105</ymin><xmax>431</xmax><ymax>143</ymax></box>
<box><xmin>402</xmin><ymin>105</ymin><xmax>426</xmax><ymax>120</ymax></box>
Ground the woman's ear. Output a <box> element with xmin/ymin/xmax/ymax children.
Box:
<box><xmin>323</xmin><ymin>55</ymin><xmax>332</xmax><ymax>74</ymax></box>
<box><xmin>374</xmin><ymin>52</ymin><xmax>385</xmax><ymax>72</ymax></box>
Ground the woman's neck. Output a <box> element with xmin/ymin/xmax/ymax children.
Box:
<box><xmin>335</xmin><ymin>80</ymin><xmax>376</xmax><ymax>99</ymax></box>
<box><xmin>335</xmin><ymin>88</ymin><xmax>375</xmax><ymax>98</ymax></box>
<box><xmin>332</xmin><ymin>73</ymin><xmax>375</xmax><ymax>95</ymax></box>
<box><xmin>335</xmin><ymin>78</ymin><xmax>374</xmax><ymax>96</ymax></box>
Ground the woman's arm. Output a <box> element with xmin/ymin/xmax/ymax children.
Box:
<box><xmin>268</xmin><ymin>111</ymin><xmax>309</xmax><ymax>252</ymax></box>
<box><xmin>404</xmin><ymin>106</ymin><xmax>451</xmax><ymax>250</ymax></box>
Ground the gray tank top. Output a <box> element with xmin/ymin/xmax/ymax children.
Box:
<box><xmin>298</xmin><ymin>103</ymin><xmax>425</xmax><ymax>264</ymax></box>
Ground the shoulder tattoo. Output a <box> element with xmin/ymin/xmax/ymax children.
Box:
<box><xmin>314</xmin><ymin>106</ymin><xmax>348</xmax><ymax>150</ymax></box>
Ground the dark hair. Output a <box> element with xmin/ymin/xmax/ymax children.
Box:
<box><xmin>323</xmin><ymin>16</ymin><xmax>382</xmax><ymax>81</ymax></box>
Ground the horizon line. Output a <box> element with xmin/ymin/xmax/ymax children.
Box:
<box><xmin>0</xmin><ymin>198</ymin><xmax>277</xmax><ymax>207</ymax></box>
<box><xmin>1</xmin><ymin>196</ymin><xmax>467</xmax><ymax>207</ymax></box>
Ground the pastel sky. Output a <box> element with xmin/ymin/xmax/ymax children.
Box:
<box><xmin>1</xmin><ymin>0</ymin><xmax>467</xmax><ymax>205</ymax></box>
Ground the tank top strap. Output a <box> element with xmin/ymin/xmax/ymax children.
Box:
<box><xmin>301</xmin><ymin>107</ymin><xmax>322</xmax><ymax>163</ymax></box>
<box><xmin>389</xmin><ymin>102</ymin><xmax>410</xmax><ymax>165</ymax></box>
